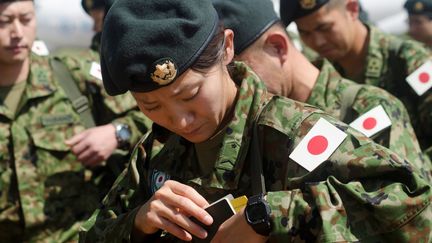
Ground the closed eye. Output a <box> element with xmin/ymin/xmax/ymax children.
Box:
<box><xmin>182</xmin><ymin>87</ymin><xmax>200</xmax><ymax>102</ymax></box>
<box><xmin>145</xmin><ymin>105</ymin><xmax>161</xmax><ymax>112</ymax></box>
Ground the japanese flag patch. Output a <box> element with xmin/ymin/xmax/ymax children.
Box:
<box><xmin>150</xmin><ymin>170</ymin><xmax>170</xmax><ymax>194</ymax></box>
<box><xmin>406</xmin><ymin>60</ymin><xmax>432</xmax><ymax>96</ymax></box>
<box><xmin>349</xmin><ymin>105</ymin><xmax>392</xmax><ymax>138</ymax></box>
<box><xmin>31</xmin><ymin>40</ymin><xmax>49</xmax><ymax>56</ymax></box>
<box><xmin>289</xmin><ymin>118</ymin><xmax>347</xmax><ymax>172</ymax></box>
<box><xmin>89</xmin><ymin>62</ymin><xmax>102</xmax><ymax>80</ymax></box>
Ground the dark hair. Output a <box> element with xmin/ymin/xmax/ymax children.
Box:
<box><xmin>191</xmin><ymin>23</ymin><xmax>227</xmax><ymax>73</ymax></box>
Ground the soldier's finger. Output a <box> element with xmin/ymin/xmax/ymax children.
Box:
<box><xmin>157</xmin><ymin>216</ymin><xmax>193</xmax><ymax>241</ymax></box>
<box><xmin>77</xmin><ymin>149</ymin><xmax>96</xmax><ymax>164</ymax></box>
<box><xmin>160</xmin><ymin>206</ymin><xmax>208</xmax><ymax>239</ymax></box>
<box><xmin>81</xmin><ymin>153</ymin><xmax>104</xmax><ymax>167</ymax></box>
<box><xmin>156</xmin><ymin>184</ymin><xmax>212</xmax><ymax>227</ymax></box>
<box><xmin>166</xmin><ymin>180</ymin><xmax>210</xmax><ymax>208</ymax></box>
<box><xmin>65</xmin><ymin>131</ymin><xmax>87</xmax><ymax>146</ymax></box>
<box><xmin>69</xmin><ymin>138</ymin><xmax>91</xmax><ymax>155</ymax></box>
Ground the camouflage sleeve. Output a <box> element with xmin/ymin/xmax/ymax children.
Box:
<box><xmin>53</xmin><ymin>50</ymin><xmax>152</xmax><ymax>150</ymax></box>
<box><xmin>398</xmin><ymin>40</ymin><xmax>432</xmax><ymax>150</ymax></box>
<box><xmin>261</xmin><ymin>110</ymin><xmax>432</xmax><ymax>242</ymax></box>
<box><xmin>79</xmin><ymin>137</ymin><xmax>153</xmax><ymax>242</ymax></box>
<box><xmin>419</xmin><ymin>92</ymin><xmax>432</xmax><ymax>148</ymax></box>
<box><xmin>355</xmin><ymin>86</ymin><xmax>432</xmax><ymax>181</ymax></box>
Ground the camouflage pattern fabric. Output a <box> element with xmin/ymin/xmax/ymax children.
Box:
<box><xmin>308</xmin><ymin>59</ymin><xmax>432</xmax><ymax>181</ymax></box>
<box><xmin>0</xmin><ymin>53</ymin><xmax>150</xmax><ymax>242</ymax></box>
<box><xmin>333</xmin><ymin>23</ymin><xmax>432</xmax><ymax>151</ymax></box>
<box><xmin>79</xmin><ymin>62</ymin><xmax>432</xmax><ymax>242</ymax></box>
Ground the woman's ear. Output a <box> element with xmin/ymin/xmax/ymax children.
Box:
<box><xmin>223</xmin><ymin>29</ymin><xmax>235</xmax><ymax>65</ymax></box>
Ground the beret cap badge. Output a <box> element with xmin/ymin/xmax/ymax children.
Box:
<box><xmin>85</xmin><ymin>0</ymin><xmax>94</xmax><ymax>8</ymax></box>
<box><xmin>414</xmin><ymin>2</ymin><xmax>424</xmax><ymax>11</ymax></box>
<box><xmin>300</xmin><ymin>0</ymin><xmax>317</xmax><ymax>10</ymax></box>
<box><xmin>150</xmin><ymin>58</ymin><xmax>178</xmax><ymax>86</ymax></box>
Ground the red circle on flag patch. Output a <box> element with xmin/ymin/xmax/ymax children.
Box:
<box><xmin>419</xmin><ymin>72</ymin><xmax>430</xmax><ymax>84</ymax></box>
<box><xmin>362</xmin><ymin>117</ymin><xmax>377</xmax><ymax>130</ymax></box>
<box><xmin>307</xmin><ymin>135</ymin><xmax>328</xmax><ymax>155</ymax></box>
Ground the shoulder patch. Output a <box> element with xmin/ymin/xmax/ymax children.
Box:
<box><xmin>150</xmin><ymin>170</ymin><xmax>170</xmax><ymax>194</ymax></box>
<box><xmin>289</xmin><ymin>118</ymin><xmax>347</xmax><ymax>172</ymax></box>
<box><xmin>89</xmin><ymin>62</ymin><xmax>103</xmax><ymax>80</ymax></box>
<box><xmin>406</xmin><ymin>60</ymin><xmax>432</xmax><ymax>96</ymax></box>
<box><xmin>32</xmin><ymin>40</ymin><xmax>49</xmax><ymax>56</ymax></box>
<box><xmin>349</xmin><ymin>105</ymin><xmax>392</xmax><ymax>137</ymax></box>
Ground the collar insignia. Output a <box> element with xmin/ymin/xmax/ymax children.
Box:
<box><xmin>414</xmin><ymin>2</ymin><xmax>424</xmax><ymax>11</ymax></box>
<box><xmin>150</xmin><ymin>58</ymin><xmax>178</xmax><ymax>86</ymax></box>
<box><xmin>300</xmin><ymin>0</ymin><xmax>317</xmax><ymax>10</ymax></box>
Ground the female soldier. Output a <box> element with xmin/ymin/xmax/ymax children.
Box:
<box><xmin>80</xmin><ymin>0</ymin><xmax>431</xmax><ymax>242</ymax></box>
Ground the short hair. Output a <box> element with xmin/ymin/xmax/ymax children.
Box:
<box><xmin>191</xmin><ymin>23</ymin><xmax>227</xmax><ymax>73</ymax></box>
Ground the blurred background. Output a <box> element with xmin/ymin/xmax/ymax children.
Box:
<box><xmin>35</xmin><ymin>0</ymin><xmax>408</xmax><ymax>51</ymax></box>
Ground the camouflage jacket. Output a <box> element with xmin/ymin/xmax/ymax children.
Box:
<box><xmin>0</xmin><ymin>53</ymin><xmax>150</xmax><ymax>242</ymax></box>
<box><xmin>334</xmin><ymin>23</ymin><xmax>432</xmax><ymax>151</ymax></box>
<box><xmin>308</xmin><ymin>59</ymin><xmax>431</xmax><ymax>181</ymax></box>
<box><xmin>79</xmin><ymin>62</ymin><xmax>432</xmax><ymax>242</ymax></box>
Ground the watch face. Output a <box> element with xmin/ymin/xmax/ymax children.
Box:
<box><xmin>248</xmin><ymin>203</ymin><xmax>267</xmax><ymax>224</ymax></box>
<box><xmin>118</xmin><ymin>126</ymin><xmax>131</xmax><ymax>140</ymax></box>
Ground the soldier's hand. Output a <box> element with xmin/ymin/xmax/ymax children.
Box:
<box><xmin>212</xmin><ymin>207</ymin><xmax>268</xmax><ymax>243</ymax></box>
<box><xmin>133</xmin><ymin>180</ymin><xmax>213</xmax><ymax>241</ymax></box>
<box><xmin>65</xmin><ymin>124</ymin><xmax>118</xmax><ymax>166</ymax></box>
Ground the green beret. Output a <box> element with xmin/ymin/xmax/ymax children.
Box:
<box><xmin>101</xmin><ymin>0</ymin><xmax>219</xmax><ymax>95</ymax></box>
<box><xmin>212</xmin><ymin>0</ymin><xmax>279</xmax><ymax>55</ymax></box>
<box><xmin>280</xmin><ymin>0</ymin><xmax>329</xmax><ymax>26</ymax></box>
<box><xmin>81</xmin><ymin>0</ymin><xmax>105</xmax><ymax>14</ymax></box>
<box><xmin>404</xmin><ymin>0</ymin><xmax>432</xmax><ymax>17</ymax></box>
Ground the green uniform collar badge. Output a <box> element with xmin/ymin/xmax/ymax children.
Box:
<box><xmin>150</xmin><ymin>58</ymin><xmax>178</xmax><ymax>86</ymax></box>
<box><xmin>150</xmin><ymin>170</ymin><xmax>170</xmax><ymax>194</ymax></box>
<box><xmin>300</xmin><ymin>0</ymin><xmax>317</xmax><ymax>9</ymax></box>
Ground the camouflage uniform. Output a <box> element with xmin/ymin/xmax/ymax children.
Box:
<box><xmin>308</xmin><ymin>59</ymin><xmax>432</xmax><ymax>181</ymax></box>
<box><xmin>0</xmin><ymin>52</ymin><xmax>151</xmax><ymax>242</ymax></box>
<box><xmin>333</xmin><ymin>23</ymin><xmax>432</xmax><ymax>152</ymax></box>
<box><xmin>80</xmin><ymin>62</ymin><xmax>432</xmax><ymax>242</ymax></box>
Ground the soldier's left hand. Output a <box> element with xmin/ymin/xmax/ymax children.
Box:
<box><xmin>65</xmin><ymin>124</ymin><xmax>118</xmax><ymax>167</ymax></box>
<box><xmin>211</xmin><ymin>207</ymin><xmax>268</xmax><ymax>243</ymax></box>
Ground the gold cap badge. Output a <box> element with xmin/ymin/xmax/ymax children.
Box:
<box><xmin>85</xmin><ymin>0</ymin><xmax>94</xmax><ymax>8</ymax></box>
<box><xmin>414</xmin><ymin>2</ymin><xmax>424</xmax><ymax>11</ymax></box>
<box><xmin>300</xmin><ymin>0</ymin><xmax>317</xmax><ymax>10</ymax></box>
<box><xmin>150</xmin><ymin>59</ymin><xmax>178</xmax><ymax>86</ymax></box>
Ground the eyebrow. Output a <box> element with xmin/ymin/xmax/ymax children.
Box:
<box><xmin>138</xmin><ymin>80</ymin><xmax>200</xmax><ymax>105</ymax></box>
<box><xmin>139</xmin><ymin>99</ymin><xmax>158</xmax><ymax>106</ymax></box>
<box><xmin>0</xmin><ymin>12</ymin><xmax>34</xmax><ymax>18</ymax></box>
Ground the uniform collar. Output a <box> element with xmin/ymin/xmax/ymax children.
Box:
<box><xmin>0</xmin><ymin>54</ymin><xmax>56</xmax><ymax>118</ymax></box>
<box><xmin>363</xmin><ymin>23</ymin><xmax>386</xmax><ymax>85</ymax></box>
<box><xmin>331</xmin><ymin>23</ymin><xmax>384</xmax><ymax>85</ymax></box>
<box><xmin>25</xmin><ymin>54</ymin><xmax>58</xmax><ymax>100</ymax></box>
<box><xmin>307</xmin><ymin>59</ymin><xmax>343</xmax><ymax>113</ymax></box>
<box><xmin>147</xmin><ymin>62</ymin><xmax>269</xmax><ymax>190</ymax></box>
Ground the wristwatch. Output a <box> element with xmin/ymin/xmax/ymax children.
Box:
<box><xmin>245</xmin><ymin>193</ymin><xmax>272</xmax><ymax>236</ymax></box>
<box><xmin>113</xmin><ymin>123</ymin><xmax>131</xmax><ymax>148</ymax></box>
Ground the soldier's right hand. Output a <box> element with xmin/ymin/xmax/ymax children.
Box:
<box><xmin>133</xmin><ymin>180</ymin><xmax>213</xmax><ymax>241</ymax></box>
